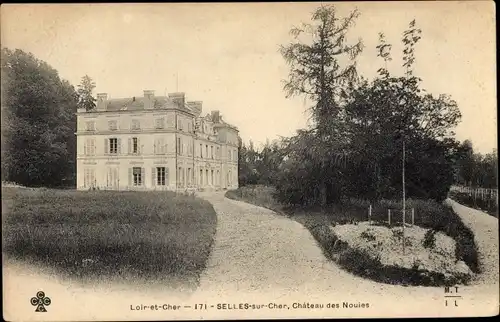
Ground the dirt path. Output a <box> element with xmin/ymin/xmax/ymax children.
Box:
<box><xmin>3</xmin><ymin>193</ymin><xmax>498</xmax><ymax>320</ymax></box>
<box><xmin>446</xmin><ymin>199</ymin><xmax>499</xmax><ymax>286</ymax></box>
<box><xmin>191</xmin><ymin>192</ymin><xmax>498</xmax><ymax>318</ymax></box>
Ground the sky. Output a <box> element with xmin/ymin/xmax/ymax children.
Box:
<box><xmin>1</xmin><ymin>2</ymin><xmax>496</xmax><ymax>153</ymax></box>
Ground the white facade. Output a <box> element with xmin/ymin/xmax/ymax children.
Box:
<box><xmin>76</xmin><ymin>91</ymin><xmax>239</xmax><ymax>191</ymax></box>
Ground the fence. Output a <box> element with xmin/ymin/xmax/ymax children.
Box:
<box><xmin>449</xmin><ymin>185</ymin><xmax>498</xmax><ymax>207</ymax></box>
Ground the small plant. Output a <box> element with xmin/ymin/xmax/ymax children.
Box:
<box><xmin>360</xmin><ymin>229</ymin><xmax>377</xmax><ymax>241</ymax></box>
<box><xmin>423</xmin><ymin>229</ymin><xmax>437</xmax><ymax>249</ymax></box>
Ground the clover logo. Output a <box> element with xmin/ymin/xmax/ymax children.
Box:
<box><xmin>30</xmin><ymin>291</ymin><xmax>51</xmax><ymax>312</ymax></box>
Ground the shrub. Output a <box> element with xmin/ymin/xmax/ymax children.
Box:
<box><xmin>423</xmin><ymin>229</ymin><xmax>437</xmax><ymax>249</ymax></box>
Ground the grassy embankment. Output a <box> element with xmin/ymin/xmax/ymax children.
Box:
<box><xmin>2</xmin><ymin>187</ymin><xmax>217</xmax><ymax>291</ymax></box>
<box><xmin>226</xmin><ymin>185</ymin><xmax>480</xmax><ymax>286</ymax></box>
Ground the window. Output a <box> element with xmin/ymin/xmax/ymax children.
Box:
<box><xmin>206</xmin><ymin>145</ymin><xmax>208</xmax><ymax>158</ymax></box>
<box><xmin>211</xmin><ymin>146</ymin><xmax>214</xmax><ymax>159</ymax></box>
<box><xmin>187</xmin><ymin>168</ymin><xmax>191</xmax><ymax>185</ymax></box>
<box><xmin>131</xmin><ymin>119</ymin><xmax>141</xmax><ymax>130</ymax></box>
<box><xmin>200</xmin><ymin>169</ymin><xmax>203</xmax><ymax>185</ymax></box>
<box><xmin>84</xmin><ymin>168</ymin><xmax>96</xmax><ymax>188</ymax></box>
<box><xmin>108</xmin><ymin>120</ymin><xmax>118</xmax><ymax>131</ymax></box>
<box><xmin>217</xmin><ymin>170</ymin><xmax>220</xmax><ymax>185</ymax></box>
<box><xmin>178</xmin><ymin>119</ymin><xmax>183</xmax><ymax>131</ymax></box>
<box><xmin>155</xmin><ymin>118</ymin><xmax>165</xmax><ymax>129</ymax></box>
<box><xmin>211</xmin><ymin>170</ymin><xmax>214</xmax><ymax>185</ymax></box>
<box><xmin>188</xmin><ymin>122</ymin><xmax>192</xmax><ymax>133</ymax></box>
<box><xmin>132</xmin><ymin>137</ymin><xmax>138</xmax><ymax>154</ymax></box>
<box><xmin>106</xmin><ymin>168</ymin><xmax>119</xmax><ymax>188</ymax></box>
<box><xmin>200</xmin><ymin>144</ymin><xmax>203</xmax><ymax>158</ymax></box>
<box><xmin>107</xmin><ymin>138</ymin><xmax>119</xmax><ymax>154</ymax></box>
<box><xmin>154</xmin><ymin>138</ymin><xmax>166</xmax><ymax>155</ymax></box>
<box><xmin>177</xmin><ymin>137</ymin><xmax>182</xmax><ymax>155</ymax></box>
<box><xmin>84</xmin><ymin>138</ymin><xmax>95</xmax><ymax>155</ymax></box>
<box><xmin>216</xmin><ymin>147</ymin><xmax>220</xmax><ymax>159</ymax></box>
<box><xmin>157</xmin><ymin>167</ymin><xmax>166</xmax><ymax>186</ymax></box>
<box><xmin>132</xmin><ymin>167</ymin><xmax>142</xmax><ymax>186</ymax></box>
<box><xmin>228</xmin><ymin>149</ymin><xmax>232</xmax><ymax>160</ymax></box>
<box><xmin>85</xmin><ymin>121</ymin><xmax>95</xmax><ymax>131</ymax></box>
<box><xmin>206</xmin><ymin>169</ymin><xmax>209</xmax><ymax>186</ymax></box>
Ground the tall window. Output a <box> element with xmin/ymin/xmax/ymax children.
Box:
<box><xmin>200</xmin><ymin>144</ymin><xmax>203</xmax><ymax>158</ymax></box>
<box><xmin>109</xmin><ymin>138</ymin><xmax>118</xmax><ymax>154</ymax></box>
<box><xmin>84</xmin><ymin>168</ymin><xmax>95</xmax><ymax>188</ymax></box>
<box><xmin>108</xmin><ymin>120</ymin><xmax>118</xmax><ymax>131</ymax></box>
<box><xmin>206</xmin><ymin>169</ymin><xmax>209</xmax><ymax>186</ymax></box>
<box><xmin>200</xmin><ymin>169</ymin><xmax>203</xmax><ymax>185</ymax></box>
<box><xmin>216</xmin><ymin>147</ymin><xmax>220</xmax><ymax>159</ymax></box>
<box><xmin>132</xmin><ymin>137</ymin><xmax>138</xmax><ymax>154</ymax></box>
<box><xmin>131</xmin><ymin>119</ymin><xmax>141</xmax><ymax>130</ymax></box>
<box><xmin>228</xmin><ymin>149</ymin><xmax>232</xmax><ymax>161</ymax></box>
<box><xmin>187</xmin><ymin>168</ymin><xmax>191</xmax><ymax>185</ymax></box>
<box><xmin>155</xmin><ymin>138</ymin><xmax>166</xmax><ymax>155</ymax></box>
<box><xmin>178</xmin><ymin>119</ymin><xmax>183</xmax><ymax>131</ymax></box>
<box><xmin>188</xmin><ymin>122</ymin><xmax>192</xmax><ymax>133</ymax></box>
<box><xmin>211</xmin><ymin>170</ymin><xmax>214</xmax><ymax>185</ymax></box>
<box><xmin>106</xmin><ymin>168</ymin><xmax>119</xmax><ymax>188</ymax></box>
<box><xmin>157</xmin><ymin>167</ymin><xmax>166</xmax><ymax>186</ymax></box>
<box><xmin>211</xmin><ymin>146</ymin><xmax>214</xmax><ymax>159</ymax></box>
<box><xmin>132</xmin><ymin>167</ymin><xmax>142</xmax><ymax>186</ymax></box>
<box><xmin>84</xmin><ymin>138</ymin><xmax>95</xmax><ymax>155</ymax></box>
<box><xmin>155</xmin><ymin>118</ymin><xmax>165</xmax><ymax>129</ymax></box>
<box><xmin>206</xmin><ymin>145</ymin><xmax>208</xmax><ymax>158</ymax></box>
<box><xmin>85</xmin><ymin>121</ymin><xmax>95</xmax><ymax>131</ymax></box>
<box><xmin>177</xmin><ymin>137</ymin><xmax>182</xmax><ymax>155</ymax></box>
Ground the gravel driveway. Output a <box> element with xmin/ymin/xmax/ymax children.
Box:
<box><xmin>445</xmin><ymin>199</ymin><xmax>499</xmax><ymax>286</ymax></box>
<box><xmin>192</xmin><ymin>192</ymin><xmax>499</xmax><ymax>318</ymax></box>
<box><xmin>3</xmin><ymin>192</ymin><xmax>498</xmax><ymax>320</ymax></box>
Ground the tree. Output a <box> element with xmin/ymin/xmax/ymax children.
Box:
<box><xmin>77</xmin><ymin>75</ymin><xmax>96</xmax><ymax>111</ymax></box>
<box><xmin>341</xmin><ymin>20</ymin><xmax>461</xmax><ymax>201</ymax></box>
<box><xmin>279</xmin><ymin>5</ymin><xmax>364</xmax><ymax>204</ymax></box>
<box><xmin>1</xmin><ymin>48</ymin><xmax>77</xmax><ymax>186</ymax></box>
<box><xmin>279</xmin><ymin>4</ymin><xmax>363</xmax><ymax>135</ymax></box>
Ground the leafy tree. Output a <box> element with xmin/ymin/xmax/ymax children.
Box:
<box><xmin>77</xmin><ymin>75</ymin><xmax>96</xmax><ymax>111</ymax></box>
<box><xmin>279</xmin><ymin>4</ymin><xmax>363</xmax><ymax>135</ymax></box>
<box><xmin>276</xmin><ymin>13</ymin><xmax>463</xmax><ymax>205</ymax></box>
<box><xmin>341</xmin><ymin>20</ymin><xmax>461</xmax><ymax>201</ymax></box>
<box><xmin>278</xmin><ymin>5</ymin><xmax>364</xmax><ymax>204</ymax></box>
<box><xmin>1</xmin><ymin>48</ymin><xmax>77</xmax><ymax>186</ymax></box>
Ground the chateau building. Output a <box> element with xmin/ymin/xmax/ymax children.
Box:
<box><xmin>76</xmin><ymin>90</ymin><xmax>239</xmax><ymax>191</ymax></box>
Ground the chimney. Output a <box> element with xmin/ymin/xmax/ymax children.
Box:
<box><xmin>96</xmin><ymin>93</ymin><xmax>108</xmax><ymax>111</ymax></box>
<box><xmin>169</xmin><ymin>92</ymin><xmax>185</xmax><ymax>108</ymax></box>
<box><xmin>211</xmin><ymin>110</ymin><xmax>220</xmax><ymax>123</ymax></box>
<box><xmin>143</xmin><ymin>90</ymin><xmax>154</xmax><ymax>109</ymax></box>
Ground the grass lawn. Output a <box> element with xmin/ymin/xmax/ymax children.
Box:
<box><xmin>226</xmin><ymin>185</ymin><xmax>480</xmax><ymax>286</ymax></box>
<box><xmin>2</xmin><ymin>187</ymin><xmax>217</xmax><ymax>290</ymax></box>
